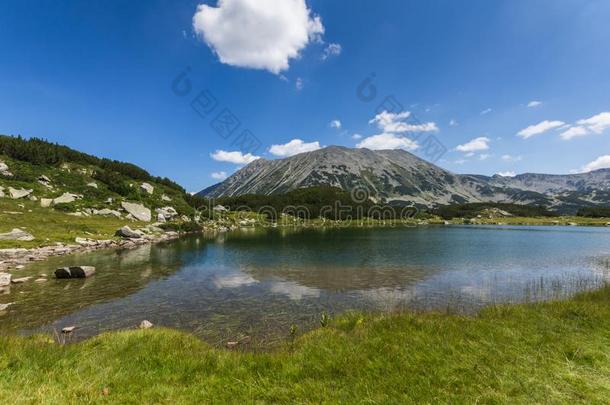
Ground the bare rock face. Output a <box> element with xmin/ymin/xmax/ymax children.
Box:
<box><xmin>140</xmin><ymin>182</ymin><xmax>154</xmax><ymax>195</ymax></box>
<box><xmin>8</xmin><ymin>187</ymin><xmax>33</xmax><ymax>199</ymax></box>
<box><xmin>0</xmin><ymin>228</ymin><xmax>35</xmax><ymax>241</ymax></box>
<box><xmin>54</xmin><ymin>266</ymin><xmax>96</xmax><ymax>279</ymax></box>
<box><xmin>121</xmin><ymin>202</ymin><xmax>151</xmax><ymax>222</ymax></box>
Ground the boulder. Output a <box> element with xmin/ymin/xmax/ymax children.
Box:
<box><xmin>155</xmin><ymin>207</ymin><xmax>178</xmax><ymax>221</ymax></box>
<box><xmin>93</xmin><ymin>208</ymin><xmax>121</xmax><ymax>218</ymax></box>
<box><xmin>0</xmin><ymin>186</ymin><xmax>4</xmax><ymax>198</ymax></box>
<box><xmin>0</xmin><ymin>228</ymin><xmax>35</xmax><ymax>241</ymax></box>
<box><xmin>115</xmin><ymin>226</ymin><xmax>142</xmax><ymax>239</ymax></box>
<box><xmin>38</xmin><ymin>175</ymin><xmax>51</xmax><ymax>184</ymax></box>
<box><xmin>139</xmin><ymin>320</ymin><xmax>153</xmax><ymax>329</ymax></box>
<box><xmin>8</xmin><ymin>187</ymin><xmax>33</xmax><ymax>199</ymax></box>
<box><xmin>140</xmin><ymin>183</ymin><xmax>154</xmax><ymax>195</ymax></box>
<box><xmin>54</xmin><ymin>266</ymin><xmax>96</xmax><ymax>279</ymax></box>
<box><xmin>11</xmin><ymin>277</ymin><xmax>32</xmax><ymax>284</ymax></box>
<box><xmin>0</xmin><ymin>273</ymin><xmax>11</xmax><ymax>287</ymax></box>
<box><xmin>0</xmin><ymin>303</ymin><xmax>13</xmax><ymax>311</ymax></box>
<box><xmin>40</xmin><ymin>198</ymin><xmax>53</xmax><ymax>208</ymax></box>
<box><xmin>121</xmin><ymin>202</ymin><xmax>151</xmax><ymax>222</ymax></box>
<box><xmin>213</xmin><ymin>205</ymin><xmax>229</xmax><ymax>212</ymax></box>
<box><xmin>0</xmin><ymin>161</ymin><xmax>13</xmax><ymax>177</ymax></box>
<box><xmin>87</xmin><ymin>182</ymin><xmax>98</xmax><ymax>189</ymax></box>
<box><xmin>62</xmin><ymin>326</ymin><xmax>76</xmax><ymax>334</ymax></box>
<box><xmin>161</xmin><ymin>194</ymin><xmax>172</xmax><ymax>202</ymax></box>
<box><xmin>52</xmin><ymin>192</ymin><xmax>80</xmax><ymax>205</ymax></box>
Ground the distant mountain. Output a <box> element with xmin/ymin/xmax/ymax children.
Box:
<box><xmin>198</xmin><ymin>146</ymin><xmax>610</xmax><ymax>213</ymax></box>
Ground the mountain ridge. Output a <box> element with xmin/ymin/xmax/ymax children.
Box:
<box><xmin>199</xmin><ymin>146</ymin><xmax>610</xmax><ymax>213</ymax></box>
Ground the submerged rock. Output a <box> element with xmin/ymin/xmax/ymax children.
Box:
<box><xmin>121</xmin><ymin>202</ymin><xmax>151</xmax><ymax>222</ymax></box>
<box><xmin>54</xmin><ymin>266</ymin><xmax>96</xmax><ymax>279</ymax></box>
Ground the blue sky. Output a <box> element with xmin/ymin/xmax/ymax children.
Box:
<box><xmin>1</xmin><ymin>0</ymin><xmax>609</xmax><ymax>191</ymax></box>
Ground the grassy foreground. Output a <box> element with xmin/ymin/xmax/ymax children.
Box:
<box><xmin>1</xmin><ymin>287</ymin><xmax>609</xmax><ymax>403</ymax></box>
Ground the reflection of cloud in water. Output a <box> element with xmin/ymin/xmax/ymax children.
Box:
<box><xmin>270</xmin><ymin>281</ymin><xmax>320</xmax><ymax>301</ymax></box>
<box><xmin>460</xmin><ymin>285</ymin><xmax>491</xmax><ymax>300</ymax></box>
<box><xmin>358</xmin><ymin>287</ymin><xmax>417</xmax><ymax>310</ymax></box>
<box><xmin>212</xmin><ymin>274</ymin><xmax>258</xmax><ymax>289</ymax></box>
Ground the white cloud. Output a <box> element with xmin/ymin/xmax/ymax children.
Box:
<box><xmin>369</xmin><ymin>111</ymin><xmax>438</xmax><ymax>134</ymax></box>
<box><xmin>454</xmin><ymin>159</ymin><xmax>467</xmax><ymax>165</ymax></box>
<box><xmin>351</xmin><ymin>133</ymin><xmax>362</xmax><ymax>140</ymax></box>
<box><xmin>211</xmin><ymin>171</ymin><xmax>228</xmax><ymax>180</ymax></box>
<box><xmin>527</xmin><ymin>101</ymin><xmax>542</xmax><ymax>108</ymax></box>
<box><xmin>192</xmin><ymin>0</ymin><xmax>324</xmax><ymax>74</ymax></box>
<box><xmin>455</xmin><ymin>137</ymin><xmax>491</xmax><ymax>153</ymax></box>
<box><xmin>213</xmin><ymin>274</ymin><xmax>258</xmax><ymax>289</ymax></box>
<box><xmin>517</xmin><ymin>120</ymin><xmax>565</xmax><ymax>139</ymax></box>
<box><xmin>321</xmin><ymin>43</ymin><xmax>342</xmax><ymax>60</ymax></box>
<box><xmin>560</xmin><ymin>126</ymin><xmax>589</xmax><ymax>141</ymax></box>
<box><xmin>356</xmin><ymin>133</ymin><xmax>418</xmax><ymax>151</ymax></box>
<box><xmin>501</xmin><ymin>154</ymin><xmax>523</xmax><ymax>162</ymax></box>
<box><xmin>211</xmin><ymin>150</ymin><xmax>260</xmax><ymax>164</ymax></box>
<box><xmin>479</xmin><ymin>153</ymin><xmax>491</xmax><ymax>161</ymax></box>
<box><xmin>449</xmin><ymin>119</ymin><xmax>458</xmax><ymax>127</ymax></box>
<box><xmin>576</xmin><ymin>112</ymin><xmax>610</xmax><ymax>134</ymax></box>
<box><xmin>580</xmin><ymin>155</ymin><xmax>610</xmax><ymax>173</ymax></box>
<box><xmin>481</xmin><ymin>108</ymin><xmax>492</xmax><ymax>115</ymax></box>
<box><xmin>269</xmin><ymin>139</ymin><xmax>321</xmax><ymax>157</ymax></box>
<box><xmin>329</xmin><ymin>119</ymin><xmax>342</xmax><ymax>129</ymax></box>
<box><xmin>295</xmin><ymin>77</ymin><xmax>304</xmax><ymax>90</ymax></box>
<box><xmin>496</xmin><ymin>171</ymin><xmax>517</xmax><ymax>177</ymax></box>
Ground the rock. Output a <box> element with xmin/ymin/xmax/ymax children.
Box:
<box><xmin>11</xmin><ymin>277</ymin><xmax>32</xmax><ymax>284</ymax></box>
<box><xmin>54</xmin><ymin>266</ymin><xmax>96</xmax><ymax>279</ymax></box>
<box><xmin>155</xmin><ymin>207</ymin><xmax>178</xmax><ymax>221</ymax></box>
<box><xmin>52</xmin><ymin>192</ymin><xmax>80</xmax><ymax>205</ymax></box>
<box><xmin>115</xmin><ymin>226</ymin><xmax>142</xmax><ymax>239</ymax></box>
<box><xmin>213</xmin><ymin>205</ymin><xmax>229</xmax><ymax>212</ymax></box>
<box><xmin>121</xmin><ymin>202</ymin><xmax>151</xmax><ymax>222</ymax></box>
<box><xmin>34</xmin><ymin>278</ymin><xmax>47</xmax><ymax>283</ymax></box>
<box><xmin>93</xmin><ymin>208</ymin><xmax>121</xmax><ymax>218</ymax></box>
<box><xmin>225</xmin><ymin>341</ymin><xmax>239</xmax><ymax>349</ymax></box>
<box><xmin>38</xmin><ymin>175</ymin><xmax>51</xmax><ymax>184</ymax></box>
<box><xmin>40</xmin><ymin>198</ymin><xmax>53</xmax><ymax>208</ymax></box>
<box><xmin>87</xmin><ymin>182</ymin><xmax>98</xmax><ymax>189</ymax></box>
<box><xmin>0</xmin><ymin>273</ymin><xmax>11</xmax><ymax>287</ymax></box>
<box><xmin>62</xmin><ymin>326</ymin><xmax>76</xmax><ymax>334</ymax></box>
<box><xmin>0</xmin><ymin>303</ymin><xmax>13</xmax><ymax>311</ymax></box>
<box><xmin>139</xmin><ymin>320</ymin><xmax>153</xmax><ymax>329</ymax></box>
<box><xmin>161</xmin><ymin>194</ymin><xmax>172</xmax><ymax>202</ymax></box>
<box><xmin>0</xmin><ymin>228</ymin><xmax>35</xmax><ymax>241</ymax></box>
<box><xmin>75</xmin><ymin>237</ymin><xmax>97</xmax><ymax>247</ymax></box>
<box><xmin>15</xmin><ymin>265</ymin><xmax>25</xmax><ymax>270</ymax></box>
<box><xmin>0</xmin><ymin>186</ymin><xmax>4</xmax><ymax>198</ymax></box>
<box><xmin>0</xmin><ymin>161</ymin><xmax>13</xmax><ymax>177</ymax></box>
<box><xmin>8</xmin><ymin>187</ymin><xmax>33</xmax><ymax>199</ymax></box>
<box><xmin>156</xmin><ymin>213</ymin><xmax>166</xmax><ymax>223</ymax></box>
<box><xmin>181</xmin><ymin>215</ymin><xmax>191</xmax><ymax>223</ymax></box>
<box><xmin>140</xmin><ymin>183</ymin><xmax>154</xmax><ymax>195</ymax></box>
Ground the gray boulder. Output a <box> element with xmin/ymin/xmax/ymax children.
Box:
<box><xmin>155</xmin><ymin>206</ymin><xmax>178</xmax><ymax>221</ymax></box>
<box><xmin>0</xmin><ymin>161</ymin><xmax>12</xmax><ymax>177</ymax></box>
<box><xmin>115</xmin><ymin>226</ymin><xmax>142</xmax><ymax>239</ymax></box>
<box><xmin>94</xmin><ymin>208</ymin><xmax>122</xmax><ymax>218</ymax></box>
<box><xmin>140</xmin><ymin>182</ymin><xmax>154</xmax><ymax>195</ymax></box>
<box><xmin>0</xmin><ymin>273</ymin><xmax>11</xmax><ymax>287</ymax></box>
<box><xmin>54</xmin><ymin>266</ymin><xmax>96</xmax><ymax>279</ymax></box>
<box><xmin>40</xmin><ymin>198</ymin><xmax>53</xmax><ymax>208</ymax></box>
<box><xmin>8</xmin><ymin>187</ymin><xmax>33</xmax><ymax>199</ymax></box>
<box><xmin>53</xmin><ymin>192</ymin><xmax>80</xmax><ymax>205</ymax></box>
<box><xmin>121</xmin><ymin>202</ymin><xmax>151</xmax><ymax>222</ymax></box>
<box><xmin>0</xmin><ymin>228</ymin><xmax>35</xmax><ymax>241</ymax></box>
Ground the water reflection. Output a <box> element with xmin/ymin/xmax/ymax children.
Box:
<box><xmin>0</xmin><ymin>225</ymin><xmax>608</xmax><ymax>346</ymax></box>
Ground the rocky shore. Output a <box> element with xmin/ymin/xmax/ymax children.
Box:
<box><xmin>0</xmin><ymin>229</ymin><xmax>180</xmax><ymax>273</ymax></box>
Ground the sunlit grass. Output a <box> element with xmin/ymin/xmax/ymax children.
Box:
<box><xmin>1</xmin><ymin>285</ymin><xmax>608</xmax><ymax>403</ymax></box>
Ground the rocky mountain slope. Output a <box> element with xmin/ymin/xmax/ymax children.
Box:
<box><xmin>199</xmin><ymin>146</ymin><xmax>610</xmax><ymax>213</ymax></box>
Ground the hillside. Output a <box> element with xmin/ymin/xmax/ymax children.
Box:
<box><xmin>199</xmin><ymin>146</ymin><xmax>610</xmax><ymax>213</ymax></box>
<box><xmin>0</xmin><ymin>135</ymin><xmax>199</xmax><ymax>248</ymax></box>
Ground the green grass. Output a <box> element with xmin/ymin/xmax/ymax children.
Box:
<box><xmin>1</xmin><ymin>286</ymin><xmax>608</xmax><ymax>403</ymax></box>
<box><xmin>0</xmin><ymin>198</ymin><xmax>129</xmax><ymax>249</ymax></box>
